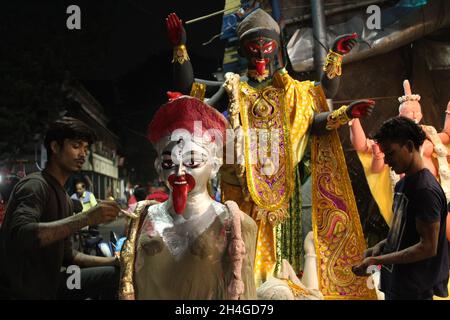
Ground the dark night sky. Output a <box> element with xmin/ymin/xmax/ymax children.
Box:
<box><xmin>3</xmin><ymin>0</ymin><xmax>225</xmax><ymax>79</ymax></box>
<box><xmin>1</xmin><ymin>0</ymin><xmax>226</xmax><ymax>183</ymax></box>
<box><xmin>60</xmin><ymin>0</ymin><xmax>227</xmax><ymax>81</ymax></box>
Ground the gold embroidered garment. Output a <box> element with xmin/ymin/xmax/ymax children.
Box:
<box><xmin>222</xmin><ymin>71</ymin><xmax>316</xmax><ymax>284</ymax></box>
<box><xmin>239</xmin><ymin>73</ymin><xmax>316</xmax><ymax>211</ymax></box>
<box><xmin>310</xmin><ymin>87</ymin><xmax>377</xmax><ymax>300</ymax></box>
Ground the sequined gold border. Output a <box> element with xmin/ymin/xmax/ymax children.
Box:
<box><xmin>310</xmin><ymin>86</ymin><xmax>377</xmax><ymax>300</ymax></box>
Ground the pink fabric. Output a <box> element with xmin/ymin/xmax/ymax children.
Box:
<box><xmin>225</xmin><ymin>201</ymin><xmax>246</xmax><ymax>300</ymax></box>
<box><xmin>128</xmin><ymin>195</ymin><xmax>137</xmax><ymax>205</ymax></box>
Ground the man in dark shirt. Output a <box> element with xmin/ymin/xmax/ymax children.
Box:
<box><xmin>0</xmin><ymin>117</ymin><xmax>121</xmax><ymax>299</ymax></box>
<box><xmin>353</xmin><ymin>116</ymin><xmax>449</xmax><ymax>300</ymax></box>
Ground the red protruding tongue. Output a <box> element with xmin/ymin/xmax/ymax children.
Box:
<box><xmin>172</xmin><ymin>183</ymin><xmax>189</xmax><ymax>214</ymax></box>
<box><xmin>255</xmin><ymin>59</ymin><xmax>266</xmax><ymax>76</ymax></box>
<box><xmin>168</xmin><ymin>174</ymin><xmax>195</xmax><ymax>215</ymax></box>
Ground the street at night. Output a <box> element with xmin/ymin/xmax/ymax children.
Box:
<box><xmin>0</xmin><ymin>0</ymin><xmax>449</xmax><ymax>311</ymax></box>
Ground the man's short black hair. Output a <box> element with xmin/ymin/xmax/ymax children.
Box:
<box><xmin>373</xmin><ymin>116</ymin><xmax>426</xmax><ymax>150</ymax></box>
<box><xmin>133</xmin><ymin>187</ymin><xmax>147</xmax><ymax>202</ymax></box>
<box><xmin>75</xmin><ymin>181</ymin><xmax>85</xmax><ymax>188</ymax></box>
<box><xmin>44</xmin><ymin>117</ymin><xmax>96</xmax><ymax>160</ymax></box>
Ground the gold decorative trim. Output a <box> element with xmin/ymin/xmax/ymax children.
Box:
<box><xmin>323</xmin><ymin>50</ymin><xmax>343</xmax><ymax>79</ymax></box>
<box><xmin>172</xmin><ymin>44</ymin><xmax>190</xmax><ymax>64</ymax></box>
<box><xmin>190</xmin><ymin>82</ymin><xmax>206</xmax><ymax>101</ymax></box>
<box><xmin>326</xmin><ymin>105</ymin><xmax>350</xmax><ymax>130</ymax></box>
<box><xmin>118</xmin><ymin>200</ymin><xmax>159</xmax><ymax>300</ymax></box>
<box><xmin>248</xmin><ymin>69</ymin><xmax>270</xmax><ymax>82</ymax></box>
<box><xmin>281</xmin><ymin>278</ymin><xmax>310</xmax><ymax>297</ymax></box>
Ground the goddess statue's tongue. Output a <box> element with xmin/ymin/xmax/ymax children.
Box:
<box><xmin>169</xmin><ymin>175</ymin><xmax>195</xmax><ymax>214</ymax></box>
<box><xmin>255</xmin><ymin>59</ymin><xmax>266</xmax><ymax>76</ymax></box>
<box><xmin>172</xmin><ymin>184</ymin><xmax>188</xmax><ymax>214</ymax></box>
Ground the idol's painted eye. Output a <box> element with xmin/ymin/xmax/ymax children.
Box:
<box><xmin>162</xmin><ymin>159</ymin><xmax>175</xmax><ymax>170</ymax></box>
<box><xmin>184</xmin><ymin>160</ymin><xmax>200</xmax><ymax>168</ymax></box>
<box><xmin>182</xmin><ymin>153</ymin><xmax>207</xmax><ymax>169</ymax></box>
<box><xmin>263</xmin><ymin>45</ymin><xmax>273</xmax><ymax>54</ymax></box>
<box><xmin>262</xmin><ymin>41</ymin><xmax>276</xmax><ymax>54</ymax></box>
<box><xmin>245</xmin><ymin>43</ymin><xmax>259</xmax><ymax>54</ymax></box>
<box><xmin>183</xmin><ymin>158</ymin><xmax>204</xmax><ymax>169</ymax></box>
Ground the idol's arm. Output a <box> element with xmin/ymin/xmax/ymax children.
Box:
<box><xmin>320</xmin><ymin>33</ymin><xmax>358</xmax><ymax>98</ymax></box>
<box><xmin>321</xmin><ymin>73</ymin><xmax>340</xmax><ymax>99</ymax></box>
<box><xmin>349</xmin><ymin>118</ymin><xmax>369</xmax><ymax>152</ymax></box>
<box><xmin>310</xmin><ymin>100</ymin><xmax>375</xmax><ymax>135</ymax></box>
<box><xmin>167</xmin><ymin>13</ymin><xmax>194</xmax><ymax>95</ymax></box>
<box><xmin>370</xmin><ymin>143</ymin><xmax>386</xmax><ymax>174</ymax></box>
<box><xmin>438</xmin><ymin>101</ymin><xmax>450</xmax><ymax>145</ymax></box>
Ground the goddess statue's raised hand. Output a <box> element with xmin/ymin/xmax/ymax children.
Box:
<box><xmin>166</xmin><ymin>12</ymin><xmax>186</xmax><ymax>46</ymax></box>
<box><xmin>332</xmin><ymin>33</ymin><xmax>358</xmax><ymax>55</ymax></box>
<box><xmin>346</xmin><ymin>99</ymin><xmax>375</xmax><ymax>118</ymax></box>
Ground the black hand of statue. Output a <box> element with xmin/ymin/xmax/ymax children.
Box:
<box><xmin>332</xmin><ymin>33</ymin><xmax>358</xmax><ymax>55</ymax></box>
<box><xmin>346</xmin><ymin>99</ymin><xmax>375</xmax><ymax>119</ymax></box>
<box><xmin>166</xmin><ymin>12</ymin><xmax>186</xmax><ymax>46</ymax></box>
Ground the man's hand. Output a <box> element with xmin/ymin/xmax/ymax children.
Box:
<box><xmin>363</xmin><ymin>247</ymin><xmax>374</xmax><ymax>259</ymax></box>
<box><xmin>354</xmin><ymin>240</ymin><xmax>386</xmax><ymax>276</ymax></box>
<box><xmin>36</xmin><ymin>200</ymin><xmax>119</xmax><ymax>248</ymax></box>
<box><xmin>332</xmin><ymin>33</ymin><xmax>358</xmax><ymax>55</ymax></box>
<box><xmin>113</xmin><ymin>255</ymin><xmax>121</xmax><ymax>267</ymax></box>
<box><xmin>364</xmin><ymin>239</ymin><xmax>386</xmax><ymax>258</ymax></box>
<box><xmin>86</xmin><ymin>200</ymin><xmax>120</xmax><ymax>226</ymax></box>
<box><xmin>166</xmin><ymin>12</ymin><xmax>186</xmax><ymax>46</ymax></box>
<box><xmin>371</xmin><ymin>242</ymin><xmax>384</xmax><ymax>257</ymax></box>
<box><xmin>347</xmin><ymin>99</ymin><xmax>375</xmax><ymax>119</ymax></box>
<box><xmin>352</xmin><ymin>256</ymin><xmax>377</xmax><ymax>277</ymax></box>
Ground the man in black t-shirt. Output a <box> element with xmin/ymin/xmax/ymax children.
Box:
<box><xmin>353</xmin><ymin>116</ymin><xmax>449</xmax><ymax>300</ymax></box>
<box><xmin>0</xmin><ymin>117</ymin><xmax>121</xmax><ymax>299</ymax></box>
